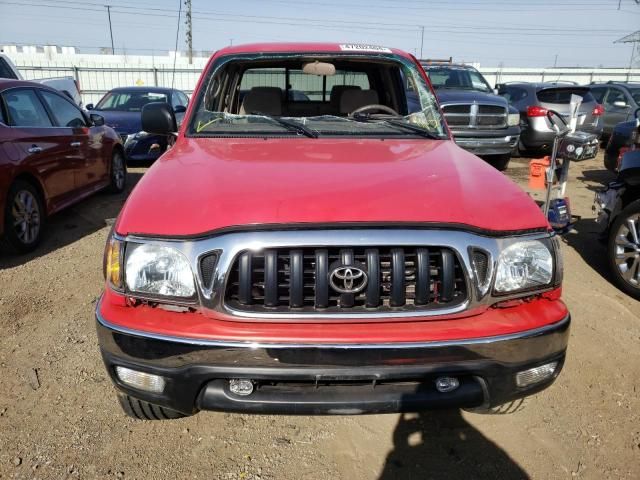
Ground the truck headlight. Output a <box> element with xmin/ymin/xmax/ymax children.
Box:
<box><xmin>125</xmin><ymin>243</ymin><xmax>195</xmax><ymax>298</ymax></box>
<box><xmin>507</xmin><ymin>113</ymin><xmax>520</xmax><ymax>127</ymax></box>
<box><xmin>494</xmin><ymin>240</ymin><xmax>553</xmax><ymax>293</ymax></box>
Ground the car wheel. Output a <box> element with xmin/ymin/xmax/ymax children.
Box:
<box><xmin>108</xmin><ymin>149</ymin><xmax>127</xmax><ymax>193</ymax></box>
<box><xmin>487</xmin><ymin>154</ymin><xmax>511</xmax><ymax>171</ymax></box>
<box><xmin>608</xmin><ymin>200</ymin><xmax>640</xmax><ymax>300</ymax></box>
<box><xmin>117</xmin><ymin>393</ymin><xmax>190</xmax><ymax>420</ymax></box>
<box><xmin>0</xmin><ymin>180</ymin><xmax>45</xmax><ymax>254</ymax></box>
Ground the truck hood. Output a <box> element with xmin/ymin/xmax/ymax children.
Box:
<box><xmin>116</xmin><ymin>137</ymin><xmax>547</xmax><ymax>236</ymax></box>
<box><xmin>435</xmin><ymin>89</ymin><xmax>506</xmax><ymax>108</ymax></box>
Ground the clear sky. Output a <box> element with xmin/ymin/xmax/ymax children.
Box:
<box><xmin>0</xmin><ymin>0</ymin><xmax>639</xmax><ymax>67</ymax></box>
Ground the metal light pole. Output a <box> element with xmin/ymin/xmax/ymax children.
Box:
<box><xmin>185</xmin><ymin>0</ymin><xmax>192</xmax><ymax>64</ymax></box>
<box><xmin>105</xmin><ymin>5</ymin><xmax>115</xmax><ymax>54</ymax></box>
<box><xmin>419</xmin><ymin>26</ymin><xmax>424</xmax><ymax>60</ymax></box>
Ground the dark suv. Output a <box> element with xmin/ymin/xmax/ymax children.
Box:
<box><xmin>589</xmin><ymin>82</ymin><xmax>640</xmax><ymax>142</ymax></box>
<box><xmin>422</xmin><ymin>62</ymin><xmax>520</xmax><ymax>171</ymax></box>
<box><xmin>497</xmin><ymin>82</ymin><xmax>603</xmax><ymax>157</ymax></box>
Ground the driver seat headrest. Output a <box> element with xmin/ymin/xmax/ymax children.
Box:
<box><xmin>240</xmin><ymin>87</ymin><xmax>283</xmax><ymax>116</ymax></box>
<box><xmin>339</xmin><ymin>89</ymin><xmax>380</xmax><ymax>115</ymax></box>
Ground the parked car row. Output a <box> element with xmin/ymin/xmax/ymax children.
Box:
<box><xmin>1</xmin><ymin>58</ymin><xmax>192</xmax><ymax>251</ymax></box>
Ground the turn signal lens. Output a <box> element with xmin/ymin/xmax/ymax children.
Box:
<box><xmin>115</xmin><ymin>366</ymin><xmax>166</xmax><ymax>393</ymax></box>
<box><xmin>105</xmin><ymin>236</ymin><xmax>124</xmax><ymax>290</ymax></box>
<box><xmin>515</xmin><ymin>362</ymin><xmax>558</xmax><ymax>388</ymax></box>
<box><xmin>592</xmin><ymin>104</ymin><xmax>605</xmax><ymax>116</ymax></box>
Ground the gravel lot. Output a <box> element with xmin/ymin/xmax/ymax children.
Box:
<box><xmin>1</xmin><ymin>153</ymin><xmax>639</xmax><ymax>480</ymax></box>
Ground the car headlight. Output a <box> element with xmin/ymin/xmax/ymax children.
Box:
<box><xmin>134</xmin><ymin>130</ymin><xmax>151</xmax><ymax>139</ymax></box>
<box><xmin>125</xmin><ymin>243</ymin><xmax>195</xmax><ymax>298</ymax></box>
<box><xmin>494</xmin><ymin>239</ymin><xmax>553</xmax><ymax>293</ymax></box>
<box><xmin>508</xmin><ymin>113</ymin><xmax>520</xmax><ymax>127</ymax></box>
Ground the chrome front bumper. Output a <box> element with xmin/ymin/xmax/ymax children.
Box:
<box><xmin>97</xmin><ymin>305</ymin><xmax>570</xmax><ymax>414</ymax></box>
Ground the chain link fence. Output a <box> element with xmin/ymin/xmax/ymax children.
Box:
<box><xmin>16</xmin><ymin>63</ymin><xmax>640</xmax><ymax>105</ymax></box>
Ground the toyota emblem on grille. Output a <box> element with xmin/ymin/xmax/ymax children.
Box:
<box><xmin>329</xmin><ymin>265</ymin><xmax>368</xmax><ymax>294</ymax></box>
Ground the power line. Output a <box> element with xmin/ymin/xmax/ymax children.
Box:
<box><xmin>6</xmin><ymin>0</ymin><xmax>633</xmax><ymax>34</ymax></box>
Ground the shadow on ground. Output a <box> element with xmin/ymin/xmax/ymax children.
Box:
<box><xmin>575</xmin><ymin>167</ymin><xmax>615</xmax><ymax>193</ymax></box>
<box><xmin>379</xmin><ymin>410</ymin><xmax>529</xmax><ymax>479</ymax></box>
<box><xmin>0</xmin><ymin>171</ymin><xmax>144</xmax><ymax>269</ymax></box>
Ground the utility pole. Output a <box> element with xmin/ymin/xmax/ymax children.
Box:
<box><xmin>419</xmin><ymin>26</ymin><xmax>424</xmax><ymax>60</ymax></box>
<box><xmin>185</xmin><ymin>0</ymin><xmax>192</xmax><ymax>64</ymax></box>
<box><xmin>105</xmin><ymin>5</ymin><xmax>115</xmax><ymax>54</ymax></box>
<box><xmin>553</xmin><ymin>54</ymin><xmax>558</xmax><ymax>68</ymax></box>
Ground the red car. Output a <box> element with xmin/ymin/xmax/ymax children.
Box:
<box><xmin>0</xmin><ymin>80</ymin><xmax>126</xmax><ymax>253</ymax></box>
<box><xmin>97</xmin><ymin>43</ymin><xmax>569</xmax><ymax>419</ymax></box>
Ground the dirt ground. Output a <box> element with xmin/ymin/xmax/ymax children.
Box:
<box><xmin>1</xmin><ymin>153</ymin><xmax>639</xmax><ymax>480</ymax></box>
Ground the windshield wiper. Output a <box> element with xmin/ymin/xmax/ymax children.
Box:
<box><xmin>257</xmin><ymin>114</ymin><xmax>319</xmax><ymax>138</ymax></box>
<box><xmin>351</xmin><ymin>114</ymin><xmax>442</xmax><ymax>140</ymax></box>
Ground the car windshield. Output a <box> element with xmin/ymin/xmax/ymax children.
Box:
<box><xmin>188</xmin><ymin>53</ymin><xmax>447</xmax><ymax>139</ymax></box>
<box><xmin>424</xmin><ymin>66</ymin><xmax>492</xmax><ymax>93</ymax></box>
<box><xmin>96</xmin><ymin>91</ymin><xmax>168</xmax><ymax>112</ymax></box>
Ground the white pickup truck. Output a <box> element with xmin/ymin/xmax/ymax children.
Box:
<box><xmin>0</xmin><ymin>52</ymin><xmax>83</xmax><ymax>107</ymax></box>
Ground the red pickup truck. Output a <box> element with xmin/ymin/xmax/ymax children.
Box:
<box><xmin>97</xmin><ymin>43</ymin><xmax>569</xmax><ymax>419</ymax></box>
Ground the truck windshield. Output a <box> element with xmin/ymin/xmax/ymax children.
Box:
<box><xmin>424</xmin><ymin>66</ymin><xmax>492</xmax><ymax>93</ymax></box>
<box><xmin>188</xmin><ymin>53</ymin><xmax>447</xmax><ymax>139</ymax></box>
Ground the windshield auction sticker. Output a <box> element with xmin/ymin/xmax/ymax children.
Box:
<box><xmin>339</xmin><ymin>44</ymin><xmax>392</xmax><ymax>53</ymax></box>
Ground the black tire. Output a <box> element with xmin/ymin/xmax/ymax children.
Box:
<box><xmin>0</xmin><ymin>180</ymin><xmax>45</xmax><ymax>254</ymax></box>
<box><xmin>108</xmin><ymin>149</ymin><xmax>127</xmax><ymax>193</ymax></box>
<box><xmin>607</xmin><ymin>200</ymin><xmax>640</xmax><ymax>300</ymax></box>
<box><xmin>604</xmin><ymin>149</ymin><xmax>618</xmax><ymax>172</ymax></box>
<box><xmin>487</xmin><ymin>154</ymin><xmax>511</xmax><ymax>171</ymax></box>
<box><xmin>466</xmin><ymin>398</ymin><xmax>527</xmax><ymax>415</ymax></box>
<box><xmin>117</xmin><ymin>393</ymin><xmax>190</xmax><ymax>420</ymax></box>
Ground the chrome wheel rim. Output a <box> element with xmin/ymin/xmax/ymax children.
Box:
<box><xmin>614</xmin><ymin>213</ymin><xmax>640</xmax><ymax>289</ymax></box>
<box><xmin>12</xmin><ymin>190</ymin><xmax>41</xmax><ymax>244</ymax></box>
<box><xmin>113</xmin><ymin>153</ymin><xmax>125</xmax><ymax>190</ymax></box>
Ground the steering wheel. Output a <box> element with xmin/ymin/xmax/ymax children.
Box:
<box><xmin>350</xmin><ymin>104</ymin><xmax>399</xmax><ymax>116</ymax></box>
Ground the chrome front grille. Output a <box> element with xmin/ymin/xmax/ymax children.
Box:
<box><xmin>442</xmin><ymin>104</ymin><xmax>507</xmax><ymax>129</ymax></box>
<box><xmin>119</xmin><ymin>228</ymin><xmax>556</xmax><ymax>320</ymax></box>
<box><xmin>225</xmin><ymin>246</ymin><xmax>468</xmax><ymax>314</ymax></box>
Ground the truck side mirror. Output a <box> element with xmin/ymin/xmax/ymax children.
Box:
<box><xmin>142</xmin><ymin>102</ymin><xmax>177</xmax><ymax>135</ymax></box>
<box><xmin>90</xmin><ymin>113</ymin><xmax>105</xmax><ymax>126</ymax></box>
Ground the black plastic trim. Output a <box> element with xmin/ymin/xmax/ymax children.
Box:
<box><xmin>289</xmin><ymin>249</ymin><xmax>304</xmax><ymax>308</ymax></box>
<box><xmin>365</xmin><ymin>248</ymin><xmax>380</xmax><ymax>308</ymax></box>
<box><xmin>415</xmin><ymin>248</ymin><xmax>430</xmax><ymax>305</ymax></box>
<box><xmin>264</xmin><ymin>250</ymin><xmax>278</xmax><ymax>307</ymax></box>
<box><xmin>441</xmin><ymin>250</ymin><xmax>455</xmax><ymax>302</ymax></box>
<box><xmin>390</xmin><ymin>248</ymin><xmax>405</xmax><ymax>307</ymax></box>
<box><xmin>121</xmin><ymin>222</ymin><xmax>550</xmax><ymax>241</ymax></box>
<box><xmin>238</xmin><ymin>251</ymin><xmax>252</xmax><ymax>305</ymax></box>
<box><xmin>315</xmin><ymin>249</ymin><xmax>329</xmax><ymax>308</ymax></box>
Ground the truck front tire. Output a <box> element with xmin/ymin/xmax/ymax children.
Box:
<box><xmin>487</xmin><ymin>154</ymin><xmax>511</xmax><ymax>171</ymax></box>
<box><xmin>117</xmin><ymin>393</ymin><xmax>190</xmax><ymax>420</ymax></box>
